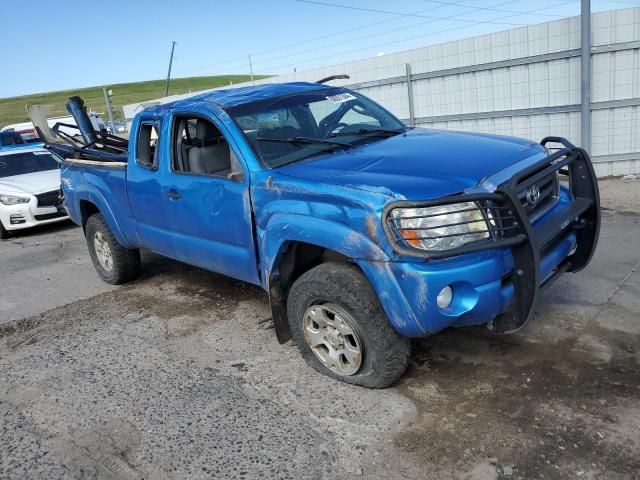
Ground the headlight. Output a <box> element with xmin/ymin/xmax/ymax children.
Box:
<box><xmin>0</xmin><ymin>194</ymin><xmax>30</xmax><ymax>205</ymax></box>
<box><xmin>391</xmin><ymin>202</ymin><xmax>491</xmax><ymax>251</ymax></box>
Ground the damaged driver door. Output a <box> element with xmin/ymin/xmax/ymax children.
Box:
<box><xmin>158</xmin><ymin>110</ymin><xmax>260</xmax><ymax>285</ymax></box>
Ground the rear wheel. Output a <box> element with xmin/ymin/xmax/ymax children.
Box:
<box><xmin>85</xmin><ymin>213</ymin><xmax>141</xmax><ymax>285</ymax></box>
<box><xmin>287</xmin><ymin>262</ymin><xmax>410</xmax><ymax>388</ymax></box>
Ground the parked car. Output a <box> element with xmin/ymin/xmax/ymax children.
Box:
<box><xmin>0</xmin><ymin>127</ymin><xmax>42</xmax><ymax>146</ymax></box>
<box><xmin>1</xmin><ymin>111</ymin><xmax>108</xmax><ymax>143</ymax></box>
<box><xmin>37</xmin><ymin>84</ymin><xmax>600</xmax><ymax>387</ymax></box>
<box><xmin>0</xmin><ymin>131</ymin><xmax>25</xmax><ymax>148</ymax></box>
<box><xmin>0</xmin><ymin>131</ymin><xmax>41</xmax><ymax>151</ymax></box>
<box><xmin>0</xmin><ymin>147</ymin><xmax>68</xmax><ymax>238</ymax></box>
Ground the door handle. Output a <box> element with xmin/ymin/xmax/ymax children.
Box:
<box><xmin>163</xmin><ymin>189</ymin><xmax>182</xmax><ymax>200</ymax></box>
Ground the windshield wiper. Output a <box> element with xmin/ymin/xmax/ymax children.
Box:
<box><xmin>257</xmin><ymin>136</ymin><xmax>349</xmax><ymax>147</ymax></box>
<box><xmin>329</xmin><ymin>128</ymin><xmax>405</xmax><ymax>138</ymax></box>
<box><xmin>257</xmin><ymin>136</ymin><xmax>354</xmax><ymax>168</ymax></box>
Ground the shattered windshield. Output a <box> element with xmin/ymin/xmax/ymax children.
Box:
<box><xmin>228</xmin><ymin>88</ymin><xmax>406</xmax><ymax>168</ymax></box>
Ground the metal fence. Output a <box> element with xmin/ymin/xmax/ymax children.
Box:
<box><xmin>123</xmin><ymin>6</ymin><xmax>640</xmax><ymax>177</ymax></box>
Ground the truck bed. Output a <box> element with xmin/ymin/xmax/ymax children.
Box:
<box><xmin>61</xmin><ymin>157</ymin><xmax>137</xmax><ymax>247</ymax></box>
<box><xmin>28</xmin><ymin>98</ymin><xmax>129</xmax><ymax>164</ymax></box>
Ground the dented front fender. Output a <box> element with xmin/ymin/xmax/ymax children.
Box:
<box><xmin>261</xmin><ymin>213</ymin><xmax>389</xmax><ymax>279</ymax></box>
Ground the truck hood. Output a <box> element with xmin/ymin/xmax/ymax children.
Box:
<box><xmin>0</xmin><ymin>170</ymin><xmax>61</xmax><ymax>195</ymax></box>
<box><xmin>277</xmin><ymin>128</ymin><xmax>546</xmax><ymax>200</ymax></box>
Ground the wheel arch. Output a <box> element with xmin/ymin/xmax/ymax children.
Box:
<box><xmin>261</xmin><ymin>214</ymin><xmax>391</xmax><ymax>344</ymax></box>
<box><xmin>79</xmin><ymin>199</ymin><xmax>100</xmax><ymax>229</ymax></box>
<box><xmin>76</xmin><ymin>193</ymin><xmax>133</xmax><ymax>248</ymax></box>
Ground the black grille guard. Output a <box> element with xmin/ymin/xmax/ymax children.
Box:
<box><xmin>382</xmin><ymin>137</ymin><xmax>601</xmax><ymax>333</ymax></box>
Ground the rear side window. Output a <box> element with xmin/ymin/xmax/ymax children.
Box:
<box><xmin>136</xmin><ymin>122</ymin><xmax>160</xmax><ymax>169</ymax></box>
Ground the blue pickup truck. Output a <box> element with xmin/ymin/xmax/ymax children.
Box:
<box><xmin>33</xmin><ymin>81</ymin><xmax>600</xmax><ymax>387</ymax></box>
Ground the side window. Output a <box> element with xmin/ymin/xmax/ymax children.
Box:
<box><xmin>136</xmin><ymin>122</ymin><xmax>160</xmax><ymax>169</ymax></box>
<box><xmin>172</xmin><ymin>115</ymin><xmax>244</xmax><ymax>182</ymax></box>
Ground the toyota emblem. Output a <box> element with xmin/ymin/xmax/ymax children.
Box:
<box><xmin>526</xmin><ymin>184</ymin><xmax>541</xmax><ymax>206</ymax></box>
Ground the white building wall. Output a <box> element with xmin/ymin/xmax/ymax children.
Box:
<box><xmin>123</xmin><ymin>8</ymin><xmax>640</xmax><ymax>177</ymax></box>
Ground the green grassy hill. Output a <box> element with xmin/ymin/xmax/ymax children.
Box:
<box><xmin>0</xmin><ymin>75</ymin><xmax>267</xmax><ymax>128</ymax></box>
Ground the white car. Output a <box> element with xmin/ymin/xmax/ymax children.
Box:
<box><xmin>0</xmin><ymin>147</ymin><xmax>69</xmax><ymax>239</ymax></box>
<box><xmin>2</xmin><ymin>112</ymin><xmax>110</xmax><ymax>138</ymax></box>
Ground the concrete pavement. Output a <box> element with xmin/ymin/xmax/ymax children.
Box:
<box><xmin>1</xmin><ymin>179</ymin><xmax>638</xmax><ymax>479</ymax></box>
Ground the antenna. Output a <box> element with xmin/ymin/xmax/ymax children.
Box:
<box><xmin>316</xmin><ymin>74</ymin><xmax>350</xmax><ymax>84</ymax></box>
<box><xmin>164</xmin><ymin>41</ymin><xmax>177</xmax><ymax>97</ymax></box>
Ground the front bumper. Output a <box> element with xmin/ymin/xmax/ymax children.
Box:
<box><xmin>0</xmin><ymin>195</ymin><xmax>68</xmax><ymax>231</ymax></box>
<box><xmin>372</xmin><ymin>138</ymin><xmax>600</xmax><ymax>337</ymax></box>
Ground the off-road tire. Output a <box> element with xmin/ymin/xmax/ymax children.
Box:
<box><xmin>0</xmin><ymin>220</ymin><xmax>9</xmax><ymax>239</ymax></box>
<box><xmin>85</xmin><ymin>213</ymin><xmax>141</xmax><ymax>285</ymax></box>
<box><xmin>287</xmin><ymin>262</ymin><xmax>410</xmax><ymax>388</ymax></box>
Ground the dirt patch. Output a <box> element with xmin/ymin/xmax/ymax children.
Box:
<box><xmin>598</xmin><ymin>179</ymin><xmax>640</xmax><ymax>214</ymax></box>
<box><xmin>114</xmin><ymin>255</ymin><xmax>266</xmax><ymax>338</ymax></box>
<box><xmin>395</xmin><ymin>324</ymin><xmax>640</xmax><ymax>479</ymax></box>
<box><xmin>0</xmin><ymin>317</ymin><xmax>42</xmax><ymax>338</ymax></box>
<box><xmin>0</xmin><ymin>258</ymin><xmax>406</xmax><ymax>480</ymax></box>
<box><xmin>1</xmin><ymin>256</ymin><xmax>267</xmax><ymax>344</ymax></box>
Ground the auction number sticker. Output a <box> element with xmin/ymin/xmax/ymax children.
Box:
<box><xmin>326</xmin><ymin>93</ymin><xmax>356</xmax><ymax>104</ymax></box>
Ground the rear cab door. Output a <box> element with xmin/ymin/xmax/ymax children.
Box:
<box><xmin>155</xmin><ymin>107</ymin><xmax>260</xmax><ymax>285</ymax></box>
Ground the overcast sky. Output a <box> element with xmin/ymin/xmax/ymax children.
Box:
<box><xmin>1</xmin><ymin>0</ymin><xmax>637</xmax><ymax>98</ymax></box>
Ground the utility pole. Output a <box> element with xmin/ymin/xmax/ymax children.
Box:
<box><xmin>580</xmin><ymin>0</ymin><xmax>591</xmax><ymax>153</ymax></box>
<box><xmin>102</xmin><ymin>87</ymin><xmax>116</xmax><ymax>134</ymax></box>
<box><xmin>248</xmin><ymin>55</ymin><xmax>254</xmax><ymax>85</ymax></box>
<box><xmin>164</xmin><ymin>41</ymin><xmax>177</xmax><ymax>97</ymax></box>
<box><xmin>405</xmin><ymin>63</ymin><xmax>415</xmax><ymax>126</ymax></box>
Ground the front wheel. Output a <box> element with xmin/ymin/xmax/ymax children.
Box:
<box><xmin>0</xmin><ymin>220</ymin><xmax>9</xmax><ymax>240</ymax></box>
<box><xmin>287</xmin><ymin>262</ymin><xmax>410</xmax><ymax>388</ymax></box>
<box><xmin>85</xmin><ymin>213</ymin><xmax>141</xmax><ymax>285</ymax></box>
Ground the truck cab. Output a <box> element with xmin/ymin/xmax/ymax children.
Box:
<box><xmin>35</xmin><ymin>82</ymin><xmax>600</xmax><ymax>388</ymax></box>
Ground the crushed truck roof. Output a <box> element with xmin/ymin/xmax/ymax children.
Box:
<box><xmin>146</xmin><ymin>82</ymin><xmax>329</xmax><ymax>113</ymax></box>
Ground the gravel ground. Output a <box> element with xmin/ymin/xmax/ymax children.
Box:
<box><xmin>1</xmin><ymin>179</ymin><xmax>639</xmax><ymax>480</ymax></box>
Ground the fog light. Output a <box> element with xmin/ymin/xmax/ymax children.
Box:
<box><xmin>10</xmin><ymin>215</ymin><xmax>26</xmax><ymax>225</ymax></box>
<box><xmin>436</xmin><ymin>286</ymin><xmax>453</xmax><ymax>309</ymax></box>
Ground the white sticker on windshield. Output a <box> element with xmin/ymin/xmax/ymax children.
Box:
<box><xmin>34</xmin><ymin>151</ymin><xmax>50</xmax><ymax>155</ymax></box>
<box><xmin>326</xmin><ymin>93</ymin><xmax>356</xmax><ymax>104</ymax></box>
